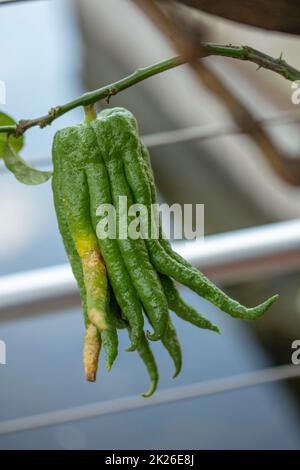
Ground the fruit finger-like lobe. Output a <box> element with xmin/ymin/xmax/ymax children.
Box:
<box><xmin>141</xmin><ymin>301</ymin><xmax>182</xmax><ymax>381</ymax></box>
<box><xmin>95</xmin><ymin>279</ymin><xmax>118</xmax><ymax>372</ymax></box>
<box><xmin>160</xmin><ymin>274</ymin><xmax>220</xmax><ymax>333</ymax></box>
<box><xmin>91</xmin><ymin>114</ymin><xmax>169</xmax><ymax>341</ymax></box>
<box><xmin>149</xmin><ymin>239</ymin><xmax>278</xmax><ymax>320</ymax></box>
<box><xmin>81</xmin><ymin>124</ymin><xmax>144</xmax><ymax>351</ymax></box>
<box><xmin>110</xmin><ymin>299</ymin><xmax>159</xmax><ymax>397</ymax></box>
<box><xmin>109</xmin><ymin>286</ymin><xmax>127</xmax><ymax>330</ymax></box>
<box><xmin>138</xmin><ymin>125</ymin><xmax>280</xmax><ymax>320</ymax></box>
<box><xmin>53</xmin><ymin>136</ymin><xmax>101</xmax><ymax>381</ymax></box>
<box><xmin>83</xmin><ymin>323</ymin><xmax>101</xmax><ymax>382</ymax></box>
<box><xmin>52</xmin><ymin>139</ymin><xmax>88</xmax><ymax>325</ymax></box>
<box><xmin>161</xmin><ymin>317</ymin><xmax>182</xmax><ymax>378</ymax></box>
<box><xmin>52</xmin><ymin>128</ymin><xmax>109</xmax><ymax>333</ymax></box>
<box><xmin>132</xmin><ymin>122</ymin><xmax>279</xmax><ymax>320</ymax></box>
<box><xmin>140</xmin><ymin>143</ymin><xmax>195</xmax><ymax>270</ymax></box>
<box><xmin>101</xmin><ymin>300</ymin><xmax>118</xmax><ymax>371</ymax></box>
<box><xmin>136</xmin><ymin>332</ymin><xmax>159</xmax><ymax>397</ymax></box>
<box><xmin>81</xmin><ymin>248</ymin><xmax>108</xmax><ymax>331</ymax></box>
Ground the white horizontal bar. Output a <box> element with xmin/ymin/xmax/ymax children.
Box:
<box><xmin>1</xmin><ymin>110</ymin><xmax>299</xmax><ymax>175</ymax></box>
<box><xmin>0</xmin><ymin>363</ymin><xmax>299</xmax><ymax>436</ymax></box>
<box><xmin>0</xmin><ymin>219</ymin><xmax>300</xmax><ymax>312</ymax></box>
<box><xmin>177</xmin><ymin>218</ymin><xmax>300</xmax><ymax>283</ymax></box>
<box><xmin>0</xmin><ymin>264</ymin><xmax>75</xmax><ymax>310</ymax></box>
<box><xmin>142</xmin><ymin>109</ymin><xmax>300</xmax><ymax>148</ymax></box>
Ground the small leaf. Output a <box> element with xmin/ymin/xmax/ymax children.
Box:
<box><xmin>0</xmin><ymin>111</ymin><xmax>24</xmax><ymax>156</ymax></box>
<box><xmin>3</xmin><ymin>143</ymin><xmax>52</xmax><ymax>185</ymax></box>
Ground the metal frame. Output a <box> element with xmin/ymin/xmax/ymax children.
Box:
<box><xmin>1</xmin><ymin>219</ymin><xmax>300</xmax><ymax>316</ymax></box>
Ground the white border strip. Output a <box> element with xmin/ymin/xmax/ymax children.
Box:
<box><xmin>1</xmin><ymin>219</ymin><xmax>300</xmax><ymax>310</ymax></box>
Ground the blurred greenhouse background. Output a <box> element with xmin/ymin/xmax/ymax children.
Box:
<box><xmin>0</xmin><ymin>0</ymin><xmax>300</xmax><ymax>449</ymax></box>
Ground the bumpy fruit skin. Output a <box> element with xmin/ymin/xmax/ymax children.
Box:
<box><xmin>52</xmin><ymin>126</ymin><xmax>111</xmax><ymax>382</ymax></box>
<box><xmin>52</xmin><ymin>120</ymin><xmax>153</xmax><ymax>391</ymax></box>
<box><xmin>53</xmin><ymin>128</ymin><xmax>108</xmax><ymax>333</ymax></box>
<box><xmin>91</xmin><ymin>110</ymin><xmax>184</xmax><ymax>383</ymax></box>
<box><xmin>160</xmin><ymin>274</ymin><xmax>220</xmax><ymax>333</ymax></box>
<box><xmin>99</xmin><ymin>108</ymin><xmax>279</xmax><ymax>321</ymax></box>
<box><xmin>110</xmin><ymin>285</ymin><xmax>159</xmax><ymax>397</ymax></box>
<box><xmin>52</xmin><ymin>106</ymin><xmax>278</xmax><ymax>396</ymax></box>
<box><xmin>80</xmin><ymin>123</ymin><xmax>144</xmax><ymax>352</ymax></box>
<box><xmin>91</xmin><ymin>113</ymin><xmax>169</xmax><ymax>342</ymax></box>
<box><xmin>52</xmin><ymin>131</ymin><xmax>101</xmax><ymax>382</ymax></box>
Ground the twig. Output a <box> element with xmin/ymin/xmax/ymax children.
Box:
<box><xmin>204</xmin><ymin>44</ymin><xmax>300</xmax><ymax>82</ymax></box>
<box><xmin>0</xmin><ymin>44</ymin><xmax>299</xmax><ymax>137</ymax></box>
<box><xmin>0</xmin><ymin>56</ymin><xmax>184</xmax><ymax>136</ymax></box>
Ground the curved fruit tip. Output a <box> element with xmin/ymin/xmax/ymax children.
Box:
<box><xmin>268</xmin><ymin>294</ymin><xmax>280</xmax><ymax>305</ymax></box>
<box><xmin>125</xmin><ymin>344</ymin><xmax>137</xmax><ymax>352</ymax></box>
<box><xmin>172</xmin><ymin>361</ymin><xmax>182</xmax><ymax>379</ymax></box>
<box><xmin>205</xmin><ymin>320</ymin><xmax>221</xmax><ymax>334</ymax></box>
<box><xmin>125</xmin><ymin>332</ymin><xmax>141</xmax><ymax>352</ymax></box>
<box><xmin>250</xmin><ymin>294</ymin><xmax>279</xmax><ymax>319</ymax></box>
<box><xmin>146</xmin><ymin>329</ymin><xmax>161</xmax><ymax>342</ymax></box>
<box><xmin>106</xmin><ymin>355</ymin><xmax>117</xmax><ymax>372</ymax></box>
<box><xmin>142</xmin><ymin>381</ymin><xmax>158</xmax><ymax>398</ymax></box>
<box><xmin>85</xmin><ymin>371</ymin><xmax>97</xmax><ymax>382</ymax></box>
<box><xmin>211</xmin><ymin>324</ymin><xmax>221</xmax><ymax>335</ymax></box>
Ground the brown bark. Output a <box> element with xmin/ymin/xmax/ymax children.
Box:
<box><xmin>171</xmin><ymin>0</ymin><xmax>300</xmax><ymax>35</ymax></box>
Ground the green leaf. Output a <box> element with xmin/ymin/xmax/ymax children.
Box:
<box><xmin>3</xmin><ymin>143</ymin><xmax>52</xmax><ymax>185</ymax></box>
<box><xmin>0</xmin><ymin>111</ymin><xmax>24</xmax><ymax>156</ymax></box>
